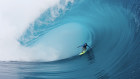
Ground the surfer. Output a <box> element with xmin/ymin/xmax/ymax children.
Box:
<box><xmin>77</xmin><ymin>43</ymin><xmax>91</xmax><ymax>54</ymax></box>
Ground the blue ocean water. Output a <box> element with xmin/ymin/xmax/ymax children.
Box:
<box><xmin>1</xmin><ymin>0</ymin><xmax>140</xmax><ymax>79</ymax></box>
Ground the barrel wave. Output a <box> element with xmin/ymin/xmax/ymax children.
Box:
<box><xmin>0</xmin><ymin>0</ymin><xmax>140</xmax><ymax>79</ymax></box>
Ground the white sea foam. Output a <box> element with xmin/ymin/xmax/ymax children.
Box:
<box><xmin>0</xmin><ymin>0</ymin><xmax>61</xmax><ymax>61</ymax></box>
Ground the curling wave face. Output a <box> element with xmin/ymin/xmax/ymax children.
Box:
<box><xmin>17</xmin><ymin>0</ymin><xmax>139</xmax><ymax>63</ymax></box>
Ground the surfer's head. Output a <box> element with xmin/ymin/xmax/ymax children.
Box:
<box><xmin>85</xmin><ymin>43</ymin><xmax>87</xmax><ymax>46</ymax></box>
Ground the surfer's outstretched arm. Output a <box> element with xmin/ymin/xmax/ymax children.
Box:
<box><xmin>77</xmin><ymin>45</ymin><xmax>83</xmax><ymax>48</ymax></box>
<box><xmin>87</xmin><ymin>45</ymin><xmax>91</xmax><ymax>48</ymax></box>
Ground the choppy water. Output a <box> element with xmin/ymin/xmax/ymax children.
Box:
<box><xmin>0</xmin><ymin>0</ymin><xmax>140</xmax><ymax>79</ymax></box>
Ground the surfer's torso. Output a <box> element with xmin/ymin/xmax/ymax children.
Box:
<box><xmin>83</xmin><ymin>45</ymin><xmax>87</xmax><ymax>49</ymax></box>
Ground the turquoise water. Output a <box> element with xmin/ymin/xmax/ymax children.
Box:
<box><xmin>1</xmin><ymin>0</ymin><xmax>140</xmax><ymax>79</ymax></box>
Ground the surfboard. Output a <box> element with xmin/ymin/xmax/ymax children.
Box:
<box><xmin>79</xmin><ymin>50</ymin><xmax>87</xmax><ymax>55</ymax></box>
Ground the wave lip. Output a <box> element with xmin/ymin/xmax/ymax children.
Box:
<box><xmin>18</xmin><ymin>0</ymin><xmax>75</xmax><ymax>46</ymax></box>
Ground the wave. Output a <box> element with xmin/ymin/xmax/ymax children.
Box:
<box><xmin>0</xmin><ymin>0</ymin><xmax>140</xmax><ymax>64</ymax></box>
<box><xmin>0</xmin><ymin>0</ymin><xmax>140</xmax><ymax>79</ymax></box>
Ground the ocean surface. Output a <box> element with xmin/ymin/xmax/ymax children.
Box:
<box><xmin>0</xmin><ymin>0</ymin><xmax>140</xmax><ymax>79</ymax></box>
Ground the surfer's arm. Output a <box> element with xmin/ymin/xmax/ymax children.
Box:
<box><xmin>77</xmin><ymin>45</ymin><xmax>83</xmax><ymax>48</ymax></box>
<box><xmin>87</xmin><ymin>45</ymin><xmax>91</xmax><ymax>48</ymax></box>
